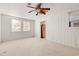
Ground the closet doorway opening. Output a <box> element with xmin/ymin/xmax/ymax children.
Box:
<box><xmin>40</xmin><ymin>21</ymin><xmax>46</xmax><ymax>39</ymax></box>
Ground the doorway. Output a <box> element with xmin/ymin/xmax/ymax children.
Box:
<box><xmin>40</xmin><ymin>21</ymin><xmax>46</xmax><ymax>38</ymax></box>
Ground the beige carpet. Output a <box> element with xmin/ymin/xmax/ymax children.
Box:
<box><xmin>0</xmin><ymin>38</ymin><xmax>79</xmax><ymax>56</ymax></box>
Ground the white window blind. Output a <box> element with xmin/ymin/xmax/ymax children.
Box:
<box><xmin>23</xmin><ymin>21</ymin><xmax>30</xmax><ymax>31</ymax></box>
<box><xmin>12</xmin><ymin>19</ymin><xmax>21</xmax><ymax>32</ymax></box>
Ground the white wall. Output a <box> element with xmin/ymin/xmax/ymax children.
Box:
<box><xmin>46</xmin><ymin>4</ymin><xmax>79</xmax><ymax>48</ymax></box>
<box><xmin>0</xmin><ymin>14</ymin><xmax>1</xmax><ymax>42</ymax></box>
<box><xmin>1</xmin><ymin>14</ymin><xmax>35</xmax><ymax>42</ymax></box>
<box><xmin>35</xmin><ymin>18</ymin><xmax>46</xmax><ymax>38</ymax></box>
<box><xmin>46</xmin><ymin>10</ymin><xmax>76</xmax><ymax>48</ymax></box>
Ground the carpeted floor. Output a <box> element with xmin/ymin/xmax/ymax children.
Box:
<box><xmin>0</xmin><ymin>38</ymin><xmax>79</xmax><ymax>56</ymax></box>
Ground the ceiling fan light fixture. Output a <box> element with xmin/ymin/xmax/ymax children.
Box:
<box><xmin>36</xmin><ymin>9</ymin><xmax>40</xmax><ymax>12</ymax></box>
<box><xmin>27</xmin><ymin>3</ymin><xmax>50</xmax><ymax>16</ymax></box>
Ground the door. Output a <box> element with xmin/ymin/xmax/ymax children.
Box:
<box><xmin>40</xmin><ymin>21</ymin><xmax>46</xmax><ymax>38</ymax></box>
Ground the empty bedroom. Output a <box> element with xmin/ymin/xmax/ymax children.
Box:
<box><xmin>0</xmin><ymin>3</ymin><xmax>79</xmax><ymax>56</ymax></box>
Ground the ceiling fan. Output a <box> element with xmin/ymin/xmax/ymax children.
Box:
<box><xmin>27</xmin><ymin>3</ymin><xmax>50</xmax><ymax>16</ymax></box>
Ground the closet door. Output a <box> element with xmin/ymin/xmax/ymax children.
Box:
<box><xmin>74</xmin><ymin>28</ymin><xmax>79</xmax><ymax>48</ymax></box>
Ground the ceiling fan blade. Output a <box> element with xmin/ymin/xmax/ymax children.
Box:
<box><xmin>41</xmin><ymin>8</ymin><xmax>50</xmax><ymax>10</ymax></box>
<box><xmin>36</xmin><ymin>3</ymin><xmax>42</xmax><ymax>9</ymax></box>
<box><xmin>41</xmin><ymin>10</ymin><xmax>46</xmax><ymax>15</ymax></box>
<box><xmin>27</xmin><ymin>6</ymin><xmax>36</xmax><ymax>9</ymax></box>
<box><xmin>28</xmin><ymin>10</ymin><xmax>35</xmax><ymax>13</ymax></box>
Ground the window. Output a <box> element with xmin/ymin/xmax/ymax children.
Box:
<box><xmin>23</xmin><ymin>21</ymin><xmax>30</xmax><ymax>31</ymax></box>
<box><xmin>11</xmin><ymin>19</ymin><xmax>30</xmax><ymax>32</ymax></box>
<box><xmin>12</xmin><ymin>19</ymin><xmax>21</xmax><ymax>32</ymax></box>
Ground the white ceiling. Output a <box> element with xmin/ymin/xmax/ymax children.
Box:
<box><xmin>0</xmin><ymin>3</ymin><xmax>79</xmax><ymax>20</ymax></box>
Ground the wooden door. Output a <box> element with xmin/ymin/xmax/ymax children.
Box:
<box><xmin>41</xmin><ymin>23</ymin><xmax>46</xmax><ymax>38</ymax></box>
